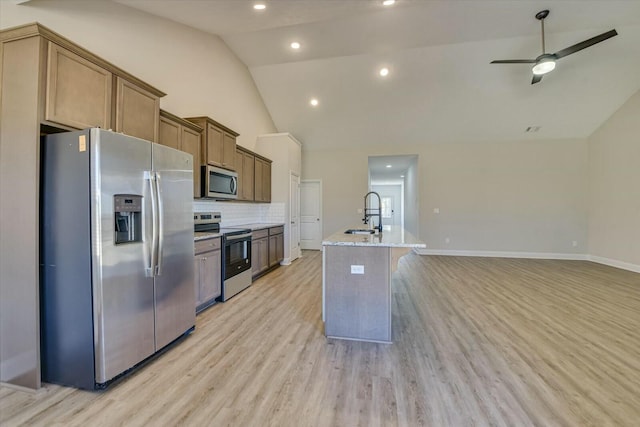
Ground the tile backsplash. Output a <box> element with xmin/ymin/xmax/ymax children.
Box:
<box><xmin>193</xmin><ymin>200</ymin><xmax>285</xmax><ymax>226</ymax></box>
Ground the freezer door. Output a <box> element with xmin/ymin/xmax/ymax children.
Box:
<box><xmin>152</xmin><ymin>144</ymin><xmax>196</xmax><ymax>349</ymax></box>
<box><xmin>90</xmin><ymin>129</ymin><xmax>156</xmax><ymax>384</ymax></box>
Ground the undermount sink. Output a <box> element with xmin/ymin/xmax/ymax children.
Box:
<box><xmin>345</xmin><ymin>229</ymin><xmax>375</xmax><ymax>235</ymax></box>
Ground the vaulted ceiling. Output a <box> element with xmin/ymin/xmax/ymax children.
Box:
<box><xmin>116</xmin><ymin>0</ymin><xmax>640</xmax><ymax>150</ymax></box>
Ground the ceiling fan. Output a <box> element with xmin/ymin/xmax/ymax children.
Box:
<box><xmin>491</xmin><ymin>10</ymin><xmax>618</xmax><ymax>84</ymax></box>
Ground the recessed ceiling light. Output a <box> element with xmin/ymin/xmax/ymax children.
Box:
<box><xmin>310</xmin><ymin>98</ymin><xmax>319</xmax><ymax>107</ymax></box>
<box><xmin>386</xmin><ymin>164</ymin><xmax>392</xmax><ymax>168</ymax></box>
<box><xmin>290</xmin><ymin>42</ymin><xmax>301</xmax><ymax>50</ymax></box>
<box><xmin>383</xmin><ymin>0</ymin><xmax>395</xmax><ymax>6</ymax></box>
<box><xmin>253</xmin><ymin>4</ymin><xmax>266</xmax><ymax>10</ymax></box>
<box><xmin>400</xmin><ymin>175</ymin><xmax>405</xmax><ymax>178</ymax></box>
<box><xmin>379</xmin><ymin>67</ymin><xmax>389</xmax><ymax>77</ymax></box>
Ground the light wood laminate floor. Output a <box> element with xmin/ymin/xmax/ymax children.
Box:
<box><xmin>1</xmin><ymin>252</ymin><xmax>639</xmax><ymax>426</ymax></box>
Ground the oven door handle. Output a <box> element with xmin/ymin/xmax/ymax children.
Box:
<box><xmin>226</xmin><ymin>232</ymin><xmax>252</xmax><ymax>241</ymax></box>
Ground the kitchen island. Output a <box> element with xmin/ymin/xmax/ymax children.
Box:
<box><xmin>322</xmin><ymin>226</ymin><xmax>426</xmax><ymax>343</ymax></box>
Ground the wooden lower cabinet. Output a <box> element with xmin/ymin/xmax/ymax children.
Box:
<box><xmin>251</xmin><ymin>229</ymin><xmax>270</xmax><ymax>277</ymax></box>
<box><xmin>194</xmin><ymin>237</ymin><xmax>222</xmax><ymax>313</ymax></box>
<box><xmin>252</xmin><ymin>226</ymin><xmax>284</xmax><ymax>279</ymax></box>
<box><xmin>268</xmin><ymin>227</ymin><xmax>284</xmax><ymax>267</ymax></box>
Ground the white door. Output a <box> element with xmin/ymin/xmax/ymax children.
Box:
<box><xmin>300</xmin><ymin>180</ymin><xmax>322</xmax><ymax>250</ymax></box>
<box><xmin>289</xmin><ymin>172</ymin><xmax>301</xmax><ymax>261</ymax></box>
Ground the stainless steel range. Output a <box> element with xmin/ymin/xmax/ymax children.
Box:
<box><xmin>194</xmin><ymin>213</ymin><xmax>252</xmax><ymax>301</ymax></box>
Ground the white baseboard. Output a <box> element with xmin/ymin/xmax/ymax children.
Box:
<box><xmin>588</xmin><ymin>255</ymin><xmax>640</xmax><ymax>274</ymax></box>
<box><xmin>414</xmin><ymin>249</ymin><xmax>640</xmax><ymax>273</ymax></box>
<box><xmin>414</xmin><ymin>248</ymin><xmax>588</xmax><ymax>261</ymax></box>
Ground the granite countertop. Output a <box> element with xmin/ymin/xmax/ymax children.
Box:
<box><xmin>194</xmin><ymin>231</ymin><xmax>222</xmax><ymax>241</ymax></box>
<box><xmin>238</xmin><ymin>223</ymin><xmax>285</xmax><ymax>231</ymax></box>
<box><xmin>193</xmin><ymin>223</ymin><xmax>284</xmax><ymax>241</ymax></box>
<box><xmin>322</xmin><ymin>226</ymin><xmax>426</xmax><ymax>248</ymax></box>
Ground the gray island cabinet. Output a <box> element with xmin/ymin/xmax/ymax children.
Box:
<box><xmin>322</xmin><ymin>227</ymin><xmax>426</xmax><ymax>343</ymax></box>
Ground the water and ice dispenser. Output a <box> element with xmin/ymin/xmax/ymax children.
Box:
<box><xmin>114</xmin><ymin>195</ymin><xmax>142</xmax><ymax>244</ymax></box>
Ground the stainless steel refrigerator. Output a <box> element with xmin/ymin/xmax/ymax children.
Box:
<box><xmin>40</xmin><ymin>128</ymin><xmax>195</xmax><ymax>390</ymax></box>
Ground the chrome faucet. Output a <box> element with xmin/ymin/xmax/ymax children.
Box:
<box><xmin>363</xmin><ymin>191</ymin><xmax>383</xmax><ymax>233</ymax></box>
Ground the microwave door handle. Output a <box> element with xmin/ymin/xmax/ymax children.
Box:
<box><xmin>230</xmin><ymin>176</ymin><xmax>237</xmax><ymax>195</ymax></box>
<box><xmin>155</xmin><ymin>172</ymin><xmax>164</xmax><ymax>276</ymax></box>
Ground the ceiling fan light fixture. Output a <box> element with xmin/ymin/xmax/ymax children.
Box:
<box><xmin>532</xmin><ymin>58</ymin><xmax>556</xmax><ymax>75</ymax></box>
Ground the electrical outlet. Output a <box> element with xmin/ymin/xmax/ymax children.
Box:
<box><xmin>445</xmin><ymin>237</ymin><xmax>450</xmax><ymax>244</ymax></box>
<box><xmin>357</xmin><ymin>208</ymin><xmax>363</xmax><ymax>214</ymax></box>
<box><xmin>433</xmin><ymin>208</ymin><xmax>440</xmax><ymax>214</ymax></box>
<box><xmin>351</xmin><ymin>265</ymin><xmax>364</xmax><ymax>274</ymax></box>
<box><xmin>572</xmin><ymin>241</ymin><xmax>578</xmax><ymax>247</ymax></box>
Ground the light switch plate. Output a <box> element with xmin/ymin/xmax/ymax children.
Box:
<box><xmin>351</xmin><ymin>265</ymin><xmax>364</xmax><ymax>274</ymax></box>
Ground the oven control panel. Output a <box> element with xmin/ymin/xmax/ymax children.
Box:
<box><xmin>194</xmin><ymin>212</ymin><xmax>221</xmax><ymax>225</ymax></box>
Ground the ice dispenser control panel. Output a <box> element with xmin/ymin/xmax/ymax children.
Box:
<box><xmin>114</xmin><ymin>195</ymin><xmax>142</xmax><ymax>245</ymax></box>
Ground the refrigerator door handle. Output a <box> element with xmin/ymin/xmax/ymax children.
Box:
<box><xmin>147</xmin><ymin>171</ymin><xmax>159</xmax><ymax>277</ymax></box>
<box><xmin>155</xmin><ymin>171</ymin><xmax>164</xmax><ymax>276</ymax></box>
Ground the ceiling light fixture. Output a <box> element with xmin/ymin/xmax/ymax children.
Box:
<box><xmin>290</xmin><ymin>42</ymin><xmax>301</xmax><ymax>50</ymax></box>
<box><xmin>379</xmin><ymin>67</ymin><xmax>389</xmax><ymax>77</ymax></box>
<box><xmin>532</xmin><ymin>55</ymin><xmax>556</xmax><ymax>75</ymax></box>
<box><xmin>382</xmin><ymin>0</ymin><xmax>395</xmax><ymax>6</ymax></box>
<box><xmin>253</xmin><ymin>4</ymin><xmax>266</xmax><ymax>10</ymax></box>
<box><xmin>400</xmin><ymin>175</ymin><xmax>405</xmax><ymax>178</ymax></box>
<box><xmin>310</xmin><ymin>98</ymin><xmax>319</xmax><ymax>107</ymax></box>
<box><xmin>386</xmin><ymin>165</ymin><xmax>392</xmax><ymax>168</ymax></box>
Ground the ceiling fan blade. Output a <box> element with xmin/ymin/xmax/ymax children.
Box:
<box><xmin>491</xmin><ymin>59</ymin><xmax>537</xmax><ymax>64</ymax></box>
<box><xmin>531</xmin><ymin>74</ymin><xmax>543</xmax><ymax>85</ymax></box>
<box><xmin>553</xmin><ymin>29</ymin><xmax>618</xmax><ymax>59</ymax></box>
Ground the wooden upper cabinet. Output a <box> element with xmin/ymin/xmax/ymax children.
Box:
<box><xmin>45</xmin><ymin>42</ymin><xmax>112</xmax><ymax>130</ymax></box>
<box><xmin>185</xmin><ymin>117</ymin><xmax>239</xmax><ymax>171</ymax></box>
<box><xmin>115</xmin><ymin>77</ymin><xmax>160</xmax><ymax>142</ymax></box>
<box><xmin>236</xmin><ymin>147</ymin><xmax>255</xmax><ymax>201</ymax></box>
<box><xmin>158</xmin><ymin>115</ymin><xmax>180</xmax><ymax>150</ymax></box>
<box><xmin>206</xmin><ymin>123</ymin><xmax>223</xmax><ymax>166</ymax></box>
<box><xmin>158</xmin><ymin>109</ymin><xmax>203</xmax><ymax>198</ymax></box>
<box><xmin>254</xmin><ymin>156</ymin><xmax>272</xmax><ymax>203</ymax></box>
<box><xmin>262</xmin><ymin>160</ymin><xmax>272</xmax><ymax>202</ymax></box>
<box><xmin>235</xmin><ymin>149</ymin><xmax>246</xmax><ymax>201</ymax></box>
<box><xmin>242</xmin><ymin>150</ymin><xmax>255</xmax><ymax>201</ymax></box>
<box><xmin>255</xmin><ymin>157</ymin><xmax>264</xmax><ymax>202</ymax></box>
<box><xmin>222</xmin><ymin>132</ymin><xmax>236</xmax><ymax>170</ymax></box>
<box><xmin>181</xmin><ymin>127</ymin><xmax>201</xmax><ymax>198</ymax></box>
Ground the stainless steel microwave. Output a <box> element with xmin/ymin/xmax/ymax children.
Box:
<box><xmin>202</xmin><ymin>165</ymin><xmax>238</xmax><ymax>199</ymax></box>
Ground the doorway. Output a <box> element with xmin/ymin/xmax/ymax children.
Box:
<box><xmin>300</xmin><ymin>180</ymin><xmax>322</xmax><ymax>250</ymax></box>
<box><xmin>368</xmin><ymin>155</ymin><xmax>419</xmax><ymax>236</ymax></box>
<box><xmin>372</xmin><ymin>184</ymin><xmax>403</xmax><ymax>228</ymax></box>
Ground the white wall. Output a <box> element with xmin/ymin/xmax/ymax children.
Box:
<box><xmin>303</xmin><ymin>138</ymin><xmax>589</xmax><ymax>255</ymax></box>
<box><xmin>0</xmin><ymin>0</ymin><xmax>276</xmax><ymax>150</ymax></box>
<box><xmin>256</xmin><ymin>133</ymin><xmax>302</xmax><ymax>263</ymax></box>
<box><xmin>588</xmin><ymin>90</ymin><xmax>640</xmax><ymax>269</ymax></box>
